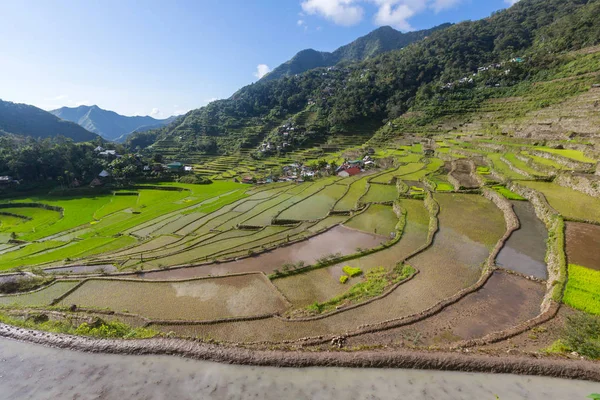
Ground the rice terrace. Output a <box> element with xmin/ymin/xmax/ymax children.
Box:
<box><xmin>2</xmin><ymin>126</ymin><xmax>600</xmax><ymax>376</ymax></box>
<box><xmin>2</xmin><ymin>0</ymin><xmax>600</xmax><ymax>395</ymax></box>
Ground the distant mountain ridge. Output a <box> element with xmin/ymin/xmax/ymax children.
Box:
<box><xmin>50</xmin><ymin>105</ymin><xmax>175</xmax><ymax>142</ymax></box>
<box><xmin>261</xmin><ymin>24</ymin><xmax>452</xmax><ymax>82</ymax></box>
<box><xmin>0</xmin><ymin>99</ymin><xmax>98</xmax><ymax>142</ymax></box>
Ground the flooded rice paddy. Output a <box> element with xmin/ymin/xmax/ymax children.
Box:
<box><xmin>134</xmin><ymin>225</ymin><xmax>384</xmax><ymax>280</ymax></box>
<box><xmin>0</xmin><ymin>337</ymin><xmax>597</xmax><ymax>400</ymax></box>
<box><xmin>57</xmin><ymin>275</ymin><xmax>288</xmax><ymax>321</ymax></box>
<box><xmin>566</xmin><ymin>222</ymin><xmax>600</xmax><ymax>271</ymax></box>
<box><xmin>496</xmin><ymin>201</ymin><xmax>548</xmax><ymax>279</ymax></box>
<box><xmin>349</xmin><ymin>271</ymin><xmax>545</xmax><ymax>347</ymax></box>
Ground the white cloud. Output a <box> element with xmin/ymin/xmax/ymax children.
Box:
<box><xmin>297</xmin><ymin>19</ymin><xmax>305</xmax><ymax>26</ymax></box>
<box><xmin>150</xmin><ymin>108</ymin><xmax>161</xmax><ymax>117</ymax></box>
<box><xmin>430</xmin><ymin>0</ymin><xmax>462</xmax><ymax>13</ymax></box>
<box><xmin>504</xmin><ymin>0</ymin><xmax>520</xmax><ymax>5</ymax></box>
<box><xmin>372</xmin><ymin>1</ymin><xmax>423</xmax><ymax>31</ymax></box>
<box><xmin>300</xmin><ymin>0</ymin><xmax>464</xmax><ymax>30</ymax></box>
<box><xmin>301</xmin><ymin>0</ymin><xmax>364</xmax><ymax>26</ymax></box>
<box><xmin>254</xmin><ymin>64</ymin><xmax>272</xmax><ymax>79</ymax></box>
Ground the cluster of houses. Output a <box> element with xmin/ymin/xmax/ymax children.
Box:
<box><xmin>336</xmin><ymin>156</ymin><xmax>375</xmax><ymax>177</ymax></box>
<box><xmin>441</xmin><ymin>57</ymin><xmax>524</xmax><ymax>91</ymax></box>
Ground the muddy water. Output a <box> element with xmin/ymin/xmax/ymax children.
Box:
<box><xmin>44</xmin><ymin>264</ymin><xmax>118</xmax><ymax>274</ymax></box>
<box><xmin>0</xmin><ymin>338</ymin><xmax>597</xmax><ymax>400</ymax></box>
<box><xmin>496</xmin><ymin>201</ymin><xmax>548</xmax><ymax>279</ymax></box>
<box><xmin>134</xmin><ymin>225</ymin><xmax>385</xmax><ymax>279</ymax></box>
<box><xmin>566</xmin><ymin>222</ymin><xmax>600</xmax><ymax>270</ymax></box>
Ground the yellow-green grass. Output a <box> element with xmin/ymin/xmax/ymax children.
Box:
<box><xmin>345</xmin><ymin>204</ymin><xmax>398</xmax><ymax>237</ymax></box>
<box><xmin>278</xmin><ymin>184</ymin><xmax>347</xmax><ymax>221</ymax></box>
<box><xmin>0</xmin><ymin>214</ymin><xmax>27</xmax><ymax>231</ymax></box>
<box><xmin>430</xmin><ymin>176</ymin><xmax>453</xmax><ymax>192</ymax></box>
<box><xmin>0</xmin><ymin>236</ymin><xmax>136</xmax><ymax>271</ymax></box>
<box><xmin>362</xmin><ymin>184</ymin><xmax>398</xmax><ymax>203</ymax></box>
<box><xmin>492</xmin><ymin>186</ymin><xmax>526</xmax><ymax>201</ymax></box>
<box><xmin>400</xmin><ymin>158</ymin><xmax>444</xmax><ymax>181</ymax></box>
<box><xmin>518</xmin><ymin>181</ymin><xmax>600</xmax><ymax>223</ymax></box>
<box><xmin>0</xmin><ymin>208</ymin><xmax>62</xmax><ymax>238</ymax></box>
<box><xmin>538</xmin><ymin>148</ymin><xmax>596</xmax><ymax>164</ymax></box>
<box><xmin>521</xmin><ymin>152</ymin><xmax>568</xmax><ymax>171</ymax></box>
<box><xmin>142</xmin><ymin>226</ymin><xmax>290</xmax><ymax>267</ymax></box>
<box><xmin>242</xmin><ymin>181</ymin><xmax>334</xmax><ymax>226</ymax></box>
<box><xmin>58</xmin><ymin>275</ymin><xmax>288</xmax><ymax>320</ymax></box>
<box><xmin>504</xmin><ymin>153</ymin><xmax>546</xmax><ymax>176</ymax></box>
<box><xmin>93</xmin><ymin>193</ymin><xmax>139</xmax><ymax>219</ymax></box>
<box><xmin>488</xmin><ymin>153</ymin><xmax>529</xmax><ymax>180</ymax></box>
<box><xmin>334</xmin><ymin>176</ymin><xmax>370</xmax><ymax>211</ymax></box>
<box><xmin>563</xmin><ymin>264</ymin><xmax>600</xmax><ymax>315</ymax></box>
<box><xmin>0</xmin><ymin>281</ymin><xmax>80</xmax><ymax>307</ymax></box>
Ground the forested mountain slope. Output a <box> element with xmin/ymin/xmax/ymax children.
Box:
<box><xmin>0</xmin><ymin>100</ymin><xmax>98</xmax><ymax>142</ymax></box>
<box><xmin>133</xmin><ymin>0</ymin><xmax>600</xmax><ymax>158</ymax></box>
<box><xmin>261</xmin><ymin>24</ymin><xmax>452</xmax><ymax>83</ymax></box>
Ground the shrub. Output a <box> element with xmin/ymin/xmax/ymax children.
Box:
<box><xmin>560</xmin><ymin>313</ymin><xmax>600</xmax><ymax>359</ymax></box>
<box><xmin>342</xmin><ymin>266</ymin><xmax>363</xmax><ymax>277</ymax></box>
<box><xmin>339</xmin><ymin>275</ymin><xmax>349</xmax><ymax>284</ymax></box>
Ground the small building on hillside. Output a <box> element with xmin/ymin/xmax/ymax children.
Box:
<box><xmin>89</xmin><ymin>178</ymin><xmax>103</xmax><ymax>187</ymax></box>
<box><xmin>184</xmin><ymin>166</ymin><xmax>193</xmax><ymax>172</ymax></box>
<box><xmin>98</xmin><ymin>170</ymin><xmax>111</xmax><ymax>178</ymax></box>
<box><xmin>167</xmin><ymin>162</ymin><xmax>184</xmax><ymax>171</ymax></box>
<box><xmin>241</xmin><ymin>176</ymin><xmax>254</xmax><ymax>184</ymax></box>
<box><xmin>337</xmin><ymin>167</ymin><xmax>361</xmax><ymax>178</ymax></box>
<box><xmin>0</xmin><ymin>176</ymin><xmax>14</xmax><ymax>185</ymax></box>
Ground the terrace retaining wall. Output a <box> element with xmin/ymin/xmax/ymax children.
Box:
<box><xmin>1</xmin><ymin>323</ymin><xmax>599</xmax><ymax>382</ymax></box>
<box><xmin>529</xmin><ymin>150</ymin><xmax>595</xmax><ymax>171</ymax></box>
<box><xmin>554</xmin><ymin>172</ymin><xmax>600</xmax><ymax>198</ymax></box>
<box><xmin>508</xmin><ymin>182</ymin><xmax>567</xmax><ymax>310</ymax></box>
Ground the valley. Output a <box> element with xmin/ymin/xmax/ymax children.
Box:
<box><xmin>1</xmin><ymin>0</ymin><xmax>600</xmax><ymax>392</ymax></box>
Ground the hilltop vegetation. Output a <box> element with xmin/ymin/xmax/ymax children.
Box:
<box><xmin>131</xmin><ymin>0</ymin><xmax>600</xmax><ymax>160</ymax></box>
<box><xmin>261</xmin><ymin>24</ymin><xmax>452</xmax><ymax>82</ymax></box>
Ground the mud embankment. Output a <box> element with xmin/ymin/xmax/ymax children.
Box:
<box><xmin>0</xmin><ymin>323</ymin><xmax>599</xmax><ymax>382</ymax></box>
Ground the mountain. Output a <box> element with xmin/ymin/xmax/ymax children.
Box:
<box><xmin>260</xmin><ymin>24</ymin><xmax>452</xmax><ymax>82</ymax></box>
<box><xmin>0</xmin><ymin>99</ymin><xmax>98</xmax><ymax>142</ymax></box>
<box><xmin>50</xmin><ymin>105</ymin><xmax>175</xmax><ymax>142</ymax></box>
<box><xmin>137</xmin><ymin>0</ymin><xmax>600</xmax><ymax>159</ymax></box>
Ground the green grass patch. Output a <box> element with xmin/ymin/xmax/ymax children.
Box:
<box><xmin>492</xmin><ymin>185</ymin><xmax>526</xmax><ymax>201</ymax></box>
<box><xmin>361</xmin><ymin>184</ymin><xmax>398</xmax><ymax>203</ymax></box>
<box><xmin>306</xmin><ymin>264</ymin><xmax>415</xmax><ymax>314</ymax></box>
<box><xmin>339</xmin><ymin>275</ymin><xmax>349</xmax><ymax>284</ymax></box>
<box><xmin>545</xmin><ymin>312</ymin><xmax>600</xmax><ymax>360</ymax></box>
<box><xmin>342</xmin><ymin>265</ymin><xmax>363</xmax><ymax>277</ymax></box>
<box><xmin>0</xmin><ymin>312</ymin><xmax>158</xmax><ymax>339</ymax></box>
<box><xmin>564</xmin><ymin>264</ymin><xmax>600</xmax><ymax>315</ymax></box>
<box><xmin>519</xmin><ymin>181</ymin><xmax>600</xmax><ymax>223</ymax></box>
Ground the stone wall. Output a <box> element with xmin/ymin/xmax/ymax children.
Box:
<box><xmin>555</xmin><ymin>172</ymin><xmax>600</xmax><ymax>198</ymax></box>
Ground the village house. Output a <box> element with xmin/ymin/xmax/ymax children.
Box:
<box><xmin>0</xmin><ymin>176</ymin><xmax>14</xmax><ymax>185</ymax></box>
<box><xmin>166</xmin><ymin>162</ymin><xmax>184</xmax><ymax>171</ymax></box>
<box><xmin>337</xmin><ymin>166</ymin><xmax>361</xmax><ymax>178</ymax></box>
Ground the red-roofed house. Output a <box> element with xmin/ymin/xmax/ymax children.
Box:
<box><xmin>337</xmin><ymin>166</ymin><xmax>361</xmax><ymax>178</ymax></box>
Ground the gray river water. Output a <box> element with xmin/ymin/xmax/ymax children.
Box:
<box><xmin>0</xmin><ymin>338</ymin><xmax>598</xmax><ymax>399</ymax></box>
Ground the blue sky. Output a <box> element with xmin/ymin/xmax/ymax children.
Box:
<box><xmin>0</xmin><ymin>0</ymin><xmax>519</xmax><ymax>118</ymax></box>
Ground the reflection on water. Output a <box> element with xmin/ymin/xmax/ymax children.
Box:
<box><xmin>0</xmin><ymin>338</ymin><xmax>598</xmax><ymax>400</ymax></box>
<box><xmin>496</xmin><ymin>201</ymin><xmax>548</xmax><ymax>279</ymax></box>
